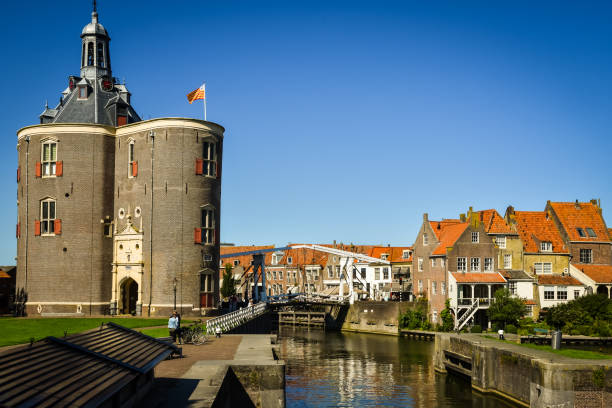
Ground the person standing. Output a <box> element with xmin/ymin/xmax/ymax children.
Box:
<box><xmin>168</xmin><ymin>311</ymin><xmax>179</xmax><ymax>343</ymax></box>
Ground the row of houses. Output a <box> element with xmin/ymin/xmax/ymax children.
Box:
<box><xmin>219</xmin><ymin>243</ymin><xmax>413</xmax><ymax>302</ymax></box>
<box><xmin>413</xmin><ymin>200</ymin><xmax>612</xmax><ymax>328</ymax></box>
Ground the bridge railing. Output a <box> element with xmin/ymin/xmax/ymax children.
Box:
<box><xmin>206</xmin><ymin>302</ymin><xmax>267</xmax><ymax>335</ymax></box>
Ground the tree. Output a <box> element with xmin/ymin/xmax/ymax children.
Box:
<box><xmin>220</xmin><ymin>263</ymin><xmax>236</xmax><ymax>299</ymax></box>
<box><xmin>487</xmin><ymin>288</ymin><xmax>527</xmax><ymax>328</ymax></box>
<box><xmin>440</xmin><ymin>299</ymin><xmax>455</xmax><ymax>332</ymax></box>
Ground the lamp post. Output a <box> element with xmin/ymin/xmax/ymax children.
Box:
<box><xmin>173</xmin><ymin>278</ymin><xmax>177</xmax><ymax>311</ymax></box>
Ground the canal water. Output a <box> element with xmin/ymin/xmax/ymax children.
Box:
<box><xmin>278</xmin><ymin>327</ymin><xmax>519</xmax><ymax>408</ymax></box>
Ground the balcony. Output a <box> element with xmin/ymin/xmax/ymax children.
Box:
<box><xmin>457</xmin><ymin>297</ymin><xmax>493</xmax><ymax>309</ymax></box>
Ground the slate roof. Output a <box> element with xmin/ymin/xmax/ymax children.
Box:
<box><xmin>451</xmin><ymin>272</ymin><xmax>506</xmax><ymax>283</ymax></box>
<box><xmin>549</xmin><ymin>202</ymin><xmax>610</xmax><ymax>242</ymax></box>
<box><xmin>537</xmin><ymin>275</ymin><xmax>583</xmax><ymax>286</ymax></box>
<box><xmin>0</xmin><ymin>323</ymin><xmax>176</xmax><ymax>407</ymax></box>
<box><xmin>514</xmin><ymin>211</ymin><xmax>568</xmax><ymax>253</ymax></box>
<box><xmin>573</xmin><ymin>264</ymin><xmax>612</xmax><ymax>284</ymax></box>
<box><xmin>41</xmin><ymin>78</ymin><xmax>141</xmax><ymax>126</ymax></box>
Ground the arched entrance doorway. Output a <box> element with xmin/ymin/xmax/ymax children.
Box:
<box><xmin>120</xmin><ymin>278</ymin><xmax>138</xmax><ymax>315</ymax></box>
<box><xmin>596</xmin><ymin>285</ymin><xmax>610</xmax><ymax>298</ymax></box>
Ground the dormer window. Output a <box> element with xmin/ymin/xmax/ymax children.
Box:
<box><xmin>78</xmin><ymin>85</ymin><xmax>88</xmax><ymax>99</ymax></box>
<box><xmin>402</xmin><ymin>250</ymin><xmax>411</xmax><ymax>259</ymax></box>
<box><xmin>381</xmin><ymin>254</ymin><xmax>388</xmax><ymax>261</ymax></box>
<box><xmin>287</xmin><ymin>257</ymin><xmax>293</xmax><ymax>265</ymax></box>
<box><xmin>540</xmin><ymin>242</ymin><xmax>552</xmax><ymax>252</ymax></box>
<box><xmin>233</xmin><ymin>260</ymin><xmax>240</xmax><ymax>267</ymax></box>
<box><xmin>586</xmin><ymin>228</ymin><xmax>597</xmax><ymax>238</ymax></box>
<box><xmin>576</xmin><ymin>228</ymin><xmax>586</xmax><ymax>237</ymax></box>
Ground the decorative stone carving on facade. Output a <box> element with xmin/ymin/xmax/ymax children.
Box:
<box><xmin>110</xmin><ymin>215</ymin><xmax>144</xmax><ymax>316</ymax></box>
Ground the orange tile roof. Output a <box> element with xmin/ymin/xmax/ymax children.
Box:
<box><xmin>573</xmin><ymin>264</ymin><xmax>612</xmax><ymax>284</ymax></box>
<box><xmin>429</xmin><ymin>219</ymin><xmax>462</xmax><ymax>239</ymax></box>
<box><xmin>0</xmin><ymin>271</ymin><xmax>10</xmax><ymax>279</ymax></box>
<box><xmin>451</xmin><ymin>272</ymin><xmax>506</xmax><ymax>283</ymax></box>
<box><xmin>432</xmin><ymin>222</ymin><xmax>469</xmax><ymax>255</ymax></box>
<box><xmin>549</xmin><ymin>202</ymin><xmax>610</xmax><ymax>242</ymax></box>
<box><xmin>537</xmin><ymin>275</ymin><xmax>583</xmax><ymax>286</ymax></box>
<box><xmin>368</xmin><ymin>246</ymin><xmax>413</xmax><ymax>263</ymax></box>
<box><xmin>514</xmin><ymin>211</ymin><xmax>568</xmax><ymax>253</ymax></box>
<box><xmin>276</xmin><ymin>247</ymin><xmax>328</xmax><ymax>267</ymax></box>
<box><xmin>477</xmin><ymin>209</ymin><xmax>514</xmax><ymax>234</ymax></box>
<box><xmin>608</xmin><ymin>228</ymin><xmax>612</xmax><ymax>240</ymax></box>
<box><xmin>220</xmin><ymin>245</ymin><xmax>275</xmax><ymax>268</ymax></box>
<box><xmin>524</xmin><ymin>300</ymin><xmax>537</xmax><ymax>305</ymax></box>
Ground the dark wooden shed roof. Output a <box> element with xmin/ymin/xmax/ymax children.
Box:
<box><xmin>0</xmin><ymin>322</ymin><xmax>178</xmax><ymax>407</ymax></box>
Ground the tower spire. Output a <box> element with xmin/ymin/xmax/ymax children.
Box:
<box><xmin>93</xmin><ymin>0</ymin><xmax>97</xmax><ymax>13</ymax></box>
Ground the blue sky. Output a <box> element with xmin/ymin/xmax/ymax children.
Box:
<box><xmin>1</xmin><ymin>1</ymin><xmax>611</xmax><ymax>262</ymax></box>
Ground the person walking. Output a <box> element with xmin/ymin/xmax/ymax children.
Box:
<box><xmin>168</xmin><ymin>311</ymin><xmax>179</xmax><ymax>343</ymax></box>
<box><xmin>498</xmin><ymin>328</ymin><xmax>505</xmax><ymax>340</ymax></box>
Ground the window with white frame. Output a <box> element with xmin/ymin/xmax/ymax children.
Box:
<box><xmin>470</xmin><ymin>257</ymin><xmax>480</xmax><ymax>272</ymax></box>
<box><xmin>457</xmin><ymin>257</ymin><xmax>467</xmax><ymax>272</ymax></box>
<box><xmin>402</xmin><ymin>250</ymin><xmax>410</xmax><ymax>259</ymax></box>
<box><xmin>441</xmin><ymin>258</ymin><xmax>445</xmax><ymax>268</ymax></box>
<box><xmin>42</xmin><ymin>141</ymin><xmax>57</xmax><ymax>177</ymax></box>
<box><xmin>335</xmin><ymin>265</ymin><xmax>340</xmax><ymax>278</ymax></box>
<box><xmin>540</xmin><ymin>242</ymin><xmax>552</xmax><ymax>252</ymax></box>
<box><xmin>327</xmin><ymin>266</ymin><xmax>333</xmax><ymax>278</ymax></box>
<box><xmin>432</xmin><ymin>310</ymin><xmax>437</xmax><ymax>323</ymax></box>
<box><xmin>381</xmin><ymin>254</ymin><xmax>388</xmax><ymax>261</ymax></box>
<box><xmin>375</xmin><ymin>268</ymin><xmax>380</xmax><ymax>280</ymax></box>
<box><xmin>508</xmin><ymin>281</ymin><xmax>517</xmax><ymax>295</ymax></box>
<box><xmin>441</xmin><ymin>282</ymin><xmax>446</xmax><ymax>295</ymax></box>
<box><xmin>471</xmin><ymin>232</ymin><xmax>479</xmax><ymax>243</ymax></box>
<box><xmin>557</xmin><ymin>288</ymin><xmax>567</xmax><ymax>300</ymax></box>
<box><xmin>287</xmin><ymin>257</ymin><xmax>292</xmax><ymax>265</ymax></box>
<box><xmin>534</xmin><ymin>262</ymin><xmax>552</xmax><ymax>274</ymax></box>
<box><xmin>272</xmin><ymin>271</ymin><xmax>277</xmax><ymax>280</ymax></box>
<box><xmin>383</xmin><ymin>267</ymin><xmax>389</xmax><ymax>280</ymax></box>
<box><xmin>504</xmin><ymin>254</ymin><xmax>512</xmax><ymax>269</ymax></box>
<box><xmin>526</xmin><ymin>305</ymin><xmax>533</xmax><ymax>317</ymax></box>
<box><xmin>496</xmin><ymin>236</ymin><xmax>506</xmax><ymax>249</ymax></box>
<box><xmin>432</xmin><ymin>281</ymin><xmax>437</xmax><ymax>295</ymax></box>
<box><xmin>580</xmin><ymin>249</ymin><xmax>592</xmax><ymax>263</ymax></box>
<box><xmin>201</xmin><ymin>207</ymin><xmax>215</xmax><ymax>245</ymax></box>
<box><xmin>418</xmin><ymin>280</ymin><xmax>423</xmax><ymax>292</ymax></box>
<box><xmin>544</xmin><ymin>287</ymin><xmax>554</xmax><ymax>300</ymax></box>
<box><xmin>484</xmin><ymin>257</ymin><xmax>493</xmax><ymax>272</ymax></box>
<box><xmin>423</xmin><ymin>233</ymin><xmax>428</xmax><ymax>245</ymax></box>
<box><xmin>202</xmin><ymin>140</ymin><xmax>217</xmax><ymax>177</ymax></box>
<box><xmin>278</xmin><ymin>271</ymin><xmax>283</xmax><ymax>280</ymax></box>
<box><xmin>418</xmin><ymin>257</ymin><xmax>423</xmax><ymax>272</ymax></box>
<box><xmin>431</xmin><ymin>258</ymin><xmax>436</xmax><ymax>267</ymax></box>
<box><xmin>40</xmin><ymin>198</ymin><xmax>56</xmax><ymax>235</ymax></box>
<box><xmin>233</xmin><ymin>259</ymin><xmax>239</xmax><ymax>267</ymax></box>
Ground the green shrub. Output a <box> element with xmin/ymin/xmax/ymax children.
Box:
<box><xmin>492</xmin><ymin>323</ymin><xmax>501</xmax><ymax>332</ymax></box>
<box><xmin>517</xmin><ymin>328</ymin><xmax>529</xmax><ymax>336</ymax></box>
<box><xmin>506</xmin><ymin>324</ymin><xmax>517</xmax><ymax>334</ymax></box>
<box><xmin>592</xmin><ymin>320</ymin><xmax>612</xmax><ymax>337</ymax></box>
<box><xmin>470</xmin><ymin>325</ymin><xmax>482</xmax><ymax>333</ymax></box>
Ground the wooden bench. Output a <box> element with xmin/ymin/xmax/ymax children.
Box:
<box><xmin>526</xmin><ymin>328</ymin><xmax>549</xmax><ymax>343</ymax></box>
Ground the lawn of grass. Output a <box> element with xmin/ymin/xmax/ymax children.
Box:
<box><xmin>0</xmin><ymin>317</ymin><xmax>172</xmax><ymax>347</ymax></box>
<box><xmin>483</xmin><ymin>335</ymin><xmax>612</xmax><ymax>360</ymax></box>
<box><xmin>139</xmin><ymin>327</ymin><xmax>170</xmax><ymax>338</ymax></box>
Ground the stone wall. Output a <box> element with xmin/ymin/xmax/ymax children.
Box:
<box><xmin>341</xmin><ymin>301</ymin><xmax>404</xmax><ymax>335</ymax></box>
<box><xmin>434</xmin><ymin>333</ymin><xmax>612</xmax><ymax>407</ymax></box>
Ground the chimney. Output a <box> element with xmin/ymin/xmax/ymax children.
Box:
<box><xmin>590</xmin><ymin>198</ymin><xmax>598</xmax><ymax>206</ymax></box>
<box><xmin>423</xmin><ymin>213</ymin><xmax>429</xmax><ymax>222</ymax></box>
<box><xmin>333</xmin><ymin>240</ymin><xmax>336</xmax><ymax>248</ymax></box>
<box><xmin>575</xmin><ymin>199</ymin><xmax>581</xmax><ymax>209</ymax></box>
<box><xmin>460</xmin><ymin>213</ymin><xmax>466</xmax><ymax>222</ymax></box>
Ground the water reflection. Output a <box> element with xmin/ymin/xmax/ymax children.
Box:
<box><xmin>279</xmin><ymin>327</ymin><xmax>518</xmax><ymax>407</ymax></box>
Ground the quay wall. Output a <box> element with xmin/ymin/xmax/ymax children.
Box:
<box><xmin>341</xmin><ymin>301</ymin><xmax>408</xmax><ymax>336</ymax></box>
<box><xmin>434</xmin><ymin>333</ymin><xmax>612</xmax><ymax>407</ymax></box>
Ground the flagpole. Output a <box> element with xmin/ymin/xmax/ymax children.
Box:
<box><xmin>204</xmin><ymin>83</ymin><xmax>207</xmax><ymax>121</ymax></box>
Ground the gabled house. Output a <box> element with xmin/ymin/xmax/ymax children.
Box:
<box><xmin>546</xmin><ymin>200</ymin><xmax>612</xmax><ymax>297</ymax></box>
<box><xmin>508</xmin><ymin>208</ymin><xmax>574</xmax><ymax>318</ymax></box>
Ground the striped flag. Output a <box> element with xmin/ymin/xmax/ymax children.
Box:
<box><xmin>187</xmin><ymin>84</ymin><xmax>206</xmax><ymax>104</ymax></box>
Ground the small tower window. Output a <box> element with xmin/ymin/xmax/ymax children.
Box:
<box><xmin>40</xmin><ymin>198</ymin><xmax>56</xmax><ymax>235</ymax></box>
<box><xmin>87</xmin><ymin>42</ymin><xmax>94</xmax><ymax>66</ymax></box>
<box><xmin>97</xmin><ymin>42</ymin><xmax>104</xmax><ymax>67</ymax></box>
<box><xmin>201</xmin><ymin>207</ymin><xmax>215</xmax><ymax>245</ymax></box>
<box><xmin>82</xmin><ymin>43</ymin><xmax>85</xmax><ymax>67</ymax></box>
<box><xmin>202</xmin><ymin>141</ymin><xmax>217</xmax><ymax>177</ymax></box>
<box><xmin>128</xmin><ymin>140</ymin><xmax>137</xmax><ymax>177</ymax></box>
<box><xmin>42</xmin><ymin>141</ymin><xmax>57</xmax><ymax>176</ymax></box>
